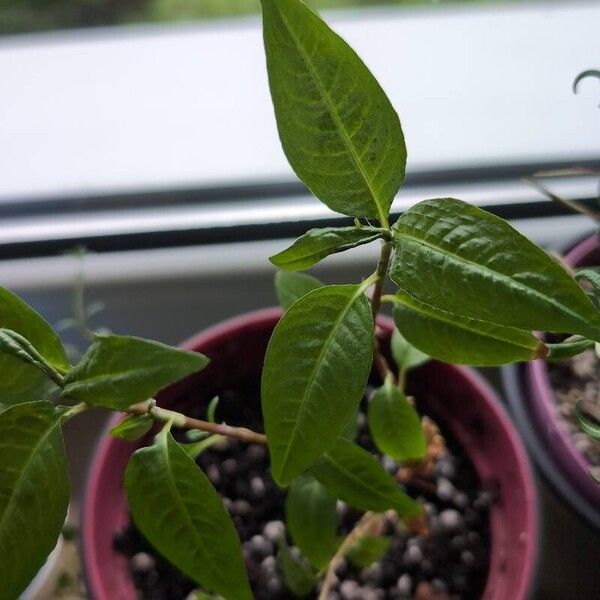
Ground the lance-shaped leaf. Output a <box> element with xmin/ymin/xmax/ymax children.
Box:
<box><xmin>110</xmin><ymin>414</ymin><xmax>154</xmax><ymax>441</ymax></box>
<box><xmin>277</xmin><ymin>536</ymin><xmax>317</xmax><ymax>597</ymax></box>
<box><xmin>285</xmin><ymin>474</ymin><xmax>339</xmax><ymax>570</ymax></box>
<box><xmin>391</xmin><ymin>293</ymin><xmax>548</xmax><ymax>366</ymax></box>
<box><xmin>271</xmin><ymin>226</ymin><xmax>383</xmax><ymax>271</ymax></box>
<box><xmin>391</xmin><ymin>198</ymin><xmax>600</xmax><ymax>341</ymax></box>
<box><xmin>0</xmin><ymin>402</ymin><xmax>69</xmax><ymax>599</ymax></box>
<box><xmin>346</xmin><ymin>536</ymin><xmax>392</xmax><ymax>568</ymax></box>
<box><xmin>125</xmin><ymin>427</ymin><xmax>252</xmax><ymax>600</ymax></box>
<box><xmin>261</xmin><ymin>0</ymin><xmax>406</xmax><ymax>223</ymax></box>
<box><xmin>310</xmin><ymin>438</ymin><xmax>421</xmax><ymax>518</ymax></box>
<box><xmin>0</xmin><ymin>287</ymin><xmax>69</xmax><ymax>405</ymax></box>
<box><xmin>368</xmin><ymin>378</ymin><xmax>426</xmax><ymax>462</ymax></box>
<box><xmin>391</xmin><ymin>328</ymin><xmax>429</xmax><ymax>373</ymax></box>
<box><xmin>62</xmin><ymin>334</ymin><xmax>209</xmax><ymax>410</ymax></box>
<box><xmin>262</xmin><ymin>285</ymin><xmax>374</xmax><ymax>486</ymax></box>
<box><xmin>275</xmin><ymin>270</ymin><xmax>322</xmax><ymax>310</ymax></box>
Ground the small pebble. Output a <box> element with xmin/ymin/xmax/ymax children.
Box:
<box><xmin>250</xmin><ymin>476</ymin><xmax>266</xmax><ymax>498</ymax></box>
<box><xmin>222</xmin><ymin>458</ymin><xmax>237</xmax><ymax>475</ymax></box>
<box><xmin>262</xmin><ymin>520</ymin><xmax>285</xmax><ymax>542</ymax></box>
<box><xmin>396</xmin><ymin>573</ymin><xmax>412</xmax><ymax>596</ymax></box>
<box><xmin>232</xmin><ymin>499</ymin><xmax>251</xmax><ymax>515</ymax></box>
<box><xmin>383</xmin><ymin>456</ymin><xmax>398</xmax><ymax>474</ymax></box>
<box><xmin>438</xmin><ymin>509</ymin><xmax>463</xmax><ymax>533</ymax></box>
<box><xmin>249</xmin><ymin>534</ymin><xmax>272</xmax><ymax>559</ymax></box>
<box><xmin>245</xmin><ymin>444</ymin><xmax>266</xmax><ymax>464</ymax></box>
<box><xmin>403</xmin><ymin>544</ymin><xmax>423</xmax><ymax>565</ymax></box>
<box><xmin>206</xmin><ymin>464</ymin><xmax>220</xmax><ymax>485</ymax></box>
<box><xmin>461</xmin><ymin>550</ymin><xmax>476</xmax><ymax>568</ymax></box>
<box><xmin>265</xmin><ymin>575</ymin><xmax>283</xmax><ymax>594</ymax></box>
<box><xmin>436</xmin><ymin>478</ymin><xmax>455</xmax><ymax>502</ymax></box>
<box><xmin>473</xmin><ymin>490</ymin><xmax>494</xmax><ymax>512</ymax></box>
<box><xmin>340</xmin><ymin>580</ymin><xmax>360</xmax><ymax>600</ymax></box>
<box><xmin>130</xmin><ymin>552</ymin><xmax>155</xmax><ymax>572</ymax></box>
<box><xmin>431</xmin><ymin>578</ymin><xmax>447</xmax><ymax>594</ymax></box>
<box><xmin>453</xmin><ymin>492</ymin><xmax>469</xmax><ymax>510</ymax></box>
<box><xmin>434</xmin><ymin>455</ymin><xmax>456</xmax><ymax>480</ymax></box>
<box><xmin>261</xmin><ymin>555</ymin><xmax>276</xmax><ymax>574</ymax></box>
<box><xmin>360</xmin><ymin>563</ymin><xmax>382</xmax><ymax>585</ymax></box>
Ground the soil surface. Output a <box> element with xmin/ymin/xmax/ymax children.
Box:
<box><xmin>114</xmin><ymin>375</ymin><xmax>491</xmax><ymax>600</ymax></box>
<box><xmin>547</xmin><ymin>348</ymin><xmax>600</xmax><ymax>468</ymax></box>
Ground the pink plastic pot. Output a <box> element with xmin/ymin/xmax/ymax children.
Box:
<box><xmin>82</xmin><ymin>308</ymin><xmax>537</xmax><ymax>600</ymax></box>
<box><xmin>525</xmin><ymin>234</ymin><xmax>600</xmax><ymax>518</ymax></box>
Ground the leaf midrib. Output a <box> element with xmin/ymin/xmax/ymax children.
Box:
<box><xmin>158</xmin><ymin>436</ymin><xmax>226</xmax><ymax>592</ymax></box>
<box><xmin>393</xmin><ymin>291</ymin><xmax>539</xmax><ymax>352</ymax></box>
<box><xmin>393</xmin><ymin>229</ymin><xmax>600</xmax><ymax>337</ymax></box>
<box><xmin>272</xmin><ymin>3</ymin><xmax>386</xmax><ymax>224</ymax></box>
<box><xmin>319</xmin><ymin>450</ymin><xmax>396</xmax><ymax>508</ymax></box>
<box><xmin>278</xmin><ymin>287</ymin><xmax>365</xmax><ymax>480</ymax></box>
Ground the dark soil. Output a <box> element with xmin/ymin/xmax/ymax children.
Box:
<box><xmin>547</xmin><ymin>348</ymin><xmax>600</xmax><ymax>467</ymax></box>
<box><xmin>114</xmin><ymin>375</ymin><xmax>491</xmax><ymax>600</ymax></box>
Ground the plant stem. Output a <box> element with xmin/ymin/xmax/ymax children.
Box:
<box><xmin>318</xmin><ymin>511</ymin><xmax>380</xmax><ymax>600</ymax></box>
<box><xmin>370</xmin><ymin>240</ymin><xmax>395</xmax><ymax>382</ymax></box>
<box><xmin>127</xmin><ymin>401</ymin><xmax>267</xmax><ymax>445</ymax></box>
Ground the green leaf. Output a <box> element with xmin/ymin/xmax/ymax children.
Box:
<box><xmin>575</xmin><ymin>269</ymin><xmax>600</xmax><ymax>310</ymax></box>
<box><xmin>261</xmin><ymin>0</ymin><xmax>406</xmax><ymax>224</ymax></box>
<box><xmin>0</xmin><ymin>287</ymin><xmax>69</xmax><ymax>405</ymax></box>
<box><xmin>275</xmin><ymin>271</ymin><xmax>322</xmax><ymax>310</ymax></box>
<box><xmin>391</xmin><ymin>294</ymin><xmax>548</xmax><ymax>366</ymax></box>
<box><xmin>125</xmin><ymin>427</ymin><xmax>252</xmax><ymax>600</ymax></box>
<box><xmin>346</xmin><ymin>535</ymin><xmax>392</xmax><ymax>568</ymax></box>
<box><xmin>575</xmin><ymin>400</ymin><xmax>600</xmax><ymax>440</ymax></box>
<box><xmin>546</xmin><ymin>336</ymin><xmax>594</xmax><ymax>362</ymax></box>
<box><xmin>110</xmin><ymin>414</ymin><xmax>154</xmax><ymax>441</ymax></box>
<box><xmin>368</xmin><ymin>378</ymin><xmax>426</xmax><ymax>462</ymax></box>
<box><xmin>207</xmin><ymin>396</ymin><xmax>219</xmax><ymax>423</ymax></box>
<box><xmin>0</xmin><ymin>401</ymin><xmax>69</xmax><ymax>599</ymax></box>
<box><xmin>277</xmin><ymin>537</ymin><xmax>316</xmax><ymax>598</ymax></box>
<box><xmin>270</xmin><ymin>226</ymin><xmax>382</xmax><ymax>271</ymax></box>
<box><xmin>180</xmin><ymin>435</ymin><xmax>226</xmax><ymax>460</ymax></box>
<box><xmin>390</xmin><ymin>327</ymin><xmax>429</xmax><ymax>373</ymax></box>
<box><xmin>62</xmin><ymin>334</ymin><xmax>209</xmax><ymax>410</ymax></box>
<box><xmin>285</xmin><ymin>474</ymin><xmax>339</xmax><ymax>570</ymax></box>
<box><xmin>310</xmin><ymin>438</ymin><xmax>421</xmax><ymax>518</ymax></box>
<box><xmin>391</xmin><ymin>198</ymin><xmax>600</xmax><ymax>341</ymax></box>
<box><xmin>262</xmin><ymin>285</ymin><xmax>374</xmax><ymax>485</ymax></box>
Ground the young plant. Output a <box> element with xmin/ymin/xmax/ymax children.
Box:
<box><xmin>2</xmin><ymin>1</ymin><xmax>600</xmax><ymax>599</ymax></box>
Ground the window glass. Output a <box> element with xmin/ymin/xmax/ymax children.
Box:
<box><xmin>1</xmin><ymin>0</ymin><xmax>515</xmax><ymax>36</ymax></box>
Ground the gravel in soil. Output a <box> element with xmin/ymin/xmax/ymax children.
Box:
<box><xmin>547</xmin><ymin>348</ymin><xmax>600</xmax><ymax>466</ymax></box>
<box><xmin>114</xmin><ymin>376</ymin><xmax>491</xmax><ymax>600</ymax></box>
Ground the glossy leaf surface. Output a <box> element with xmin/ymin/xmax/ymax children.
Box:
<box><xmin>275</xmin><ymin>270</ymin><xmax>322</xmax><ymax>310</ymax></box>
<box><xmin>0</xmin><ymin>402</ymin><xmax>69</xmax><ymax>599</ymax></box>
<box><xmin>63</xmin><ymin>334</ymin><xmax>209</xmax><ymax>410</ymax></box>
<box><xmin>390</xmin><ymin>327</ymin><xmax>429</xmax><ymax>373</ymax></box>
<box><xmin>285</xmin><ymin>474</ymin><xmax>338</xmax><ymax>569</ymax></box>
<box><xmin>391</xmin><ymin>199</ymin><xmax>600</xmax><ymax>341</ymax></box>
<box><xmin>109</xmin><ymin>414</ymin><xmax>154</xmax><ymax>441</ymax></box>
<box><xmin>0</xmin><ymin>287</ymin><xmax>68</xmax><ymax>405</ymax></box>
<box><xmin>392</xmin><ymin>294</ymin><xmax>547</xmax><ymax>366</ymax></box>
<box><xmin>271</xmin><ymin>226</ymin><xmax>382</xmax><ymax>271</ymax></box>
<box><xmin>125</xmin><ymin>428</ymin><xmax>252</xmax><ymax>600</ymax></box>
<box><xmin>311</xmin><ymin>438</ymin><xmax>421</xmax><ymax>518</ymax></box>
<box><xmin>277</xmin><ymin>536</ymin><xmax>316</xmax><ymax>597</ymax></box>
<box><xmin>346</xmin><ymin>535</ymin><xmax>391</xmax><ymax>568</ymax></box>
<box><xmin>368</xmin><ymin>380</ymin><xmax>426</xmax><ymax>462</ymax></box>
<box><xmin>263</xmin><ymin>285</ymin><xmax>374</xmax><ymax>485</ymax></box>
<box><xmin>261</xmin><ymin>0</ymin><xmax>406</xmax><ymax>222</ymax></box>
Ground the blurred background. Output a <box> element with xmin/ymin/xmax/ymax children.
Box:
<box><xmin>1</xmin><ymin>0</ymin><xmax>599</xmax><ymax>598</ymax></box>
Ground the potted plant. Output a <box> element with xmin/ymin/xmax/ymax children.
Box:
<box><xmin>2</xmin><ymin>1</ymin><xmax>600</xmax><ymax>599</ymax></box>
<box><xmin>502</xmin><ymin>148</ymin><xmax>600</xmax><ymax>529</ymax></box>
